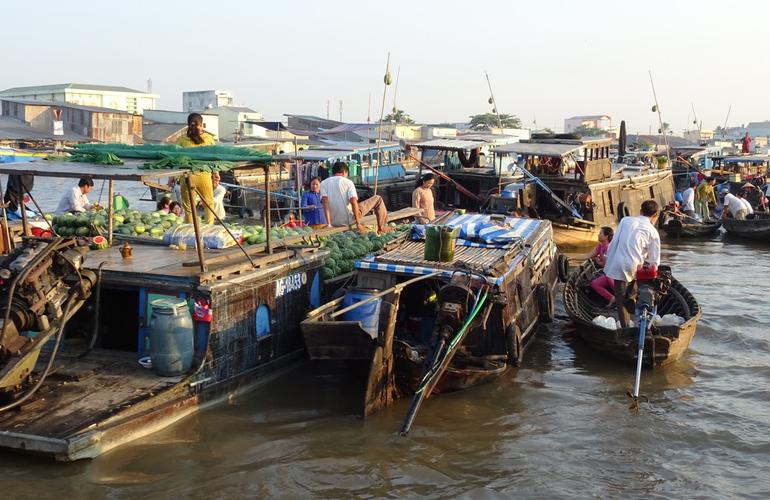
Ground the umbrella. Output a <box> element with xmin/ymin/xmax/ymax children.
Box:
<box><xmin>618</xmin><ymin>120</ymin><xmax>627</xmax><ymax>160</ymax></box>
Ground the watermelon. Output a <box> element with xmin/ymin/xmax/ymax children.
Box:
<box><xmin>150</xmin><ymin>227</ymin><xmax>164</xmax><ymax>237</ymax></box>
<box><xmin>75</xmin><ymin>226</ymin><xmax>90</xmax><ymax>236</ymax></box>
<box><xmin>322</xmin><ymin>266</ymin><xmax>335</xmax><ymax>279</ymax></box>
<box><xmin>89</xmin><ymin>235</ymin><xmax>109</xmax><ymax>250</ymax></box>
<box><xmin>134</xmin><ymin>224</ymin><xmax>146</xmax><ymax>235</ymax></box>
<box><xmin>113</xmin><ymin>214</ymin><xmax>125</xmax><ymax>225</ymax></box>
<box><xmin>44</xmin><ymin>213</ymin><xmax>54</xmax><ymax>222</ymax></box>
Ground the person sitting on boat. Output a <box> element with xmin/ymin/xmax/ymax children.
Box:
<box><xmin>55</xmin><ymin>176</ymin><xmax>97</xmax><ymax>214</ymax></box>
<box><xmin>157</xmin><ymin>196</ymin><xmax>172</xmax><ymax>214</ymax></box>
<box><xmin>695</xmin><ymin>177</ymin><xmax>717</xmax><ymax>220</ymax></box>
<box><xmin>737</xmin><ymin>191</ymin><xmax>754</xmax><ymax>218</ymax></box>
<box><xmin>301</xmin><ymin>177</ymin><xmax>326</xmax><ymax>229</ymax></box>
<box><xmin>589</xmin><ymin>227</ymin><xmax>616</xmax><ymax>307</ymax></box>
<box><xmin>211</xmin><ymin>171</ymin><xmax>227</xmax><ymax>220</ymax></box>
<box><xmin>320</xmin><ymin>161</ymin><xmax>393</xmax><ymax>234</ymax></box>
<box><xmin>722</xmin><ymin>192</ymin><xmax>747</xmax><ymax>220</ymax></box>
<box><xmin>603</xmin><ymin>200</ymin><xmax>661</xmax><ymax>328</ymax></box>
<box><xmin>412</xmin><ymin>173</ymin><xmax>436</xmax><ymax>224</ymax></box>
<box><xmin>177</xmin><ymin>113</ymin><xmax>217</xmax><ymax>225</ymax></box>
<box><xmin>169</xmin><ymin>201</ymin><xmax>183</xmax><ymax>217</ymax></box>
<box><xmin>681</xmin><ymin>182</ymin><xmax>697</xmax><ymax>218</ymax></box>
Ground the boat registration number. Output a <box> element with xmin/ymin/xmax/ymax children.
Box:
<box><xmin>275</xmin><ymin>272</ymin><xmax>307</xmax><ymax>298</ymax></box>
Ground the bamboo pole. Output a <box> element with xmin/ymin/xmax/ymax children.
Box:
<box><xmin>186</xmin><ymin>172</ymin><xmax>207</xmax><ymax>272</ymax></box>
<box><xmin>107</xmin><ymin>180</ymin><xmax>114</xmax><ymax>246</ymax></box>
<box><xmin>374</xmin><ymin>52</ymin><xmax>392</xmax><ymax>196</ymax></box>
<box><xmin>648</xmin><ymin>70</ymin><xmax>670</xmax><ymax>165</ymax></box>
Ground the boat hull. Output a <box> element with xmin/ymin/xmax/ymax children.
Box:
<box><xmin>661</xmin><ymin>219</ymin><xmax>722</xmax><ymax>238</ymax></box>
<box><xmin>563</xmin><ymin>262</ymin><xmax>702</xmax><ymax>367</ymax></box>
<box><xmin>722</xmin><ymin>214</ymin><xmax>770</xmax><ymax>242</ymax></box>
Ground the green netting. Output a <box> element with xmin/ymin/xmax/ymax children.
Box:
<box><xmin>71</xmin><ymin>143</ymin><xmax>272</xmax><ymax>163</ymax></box>
<box><xmin>140</xmin><ymin>155</ymin><xmax>238</xmax><ymax>173</ymax></box>
<box><xmin>45</xmin><ymin>151</ymin><xmax>124</xmax><ymax>165</ymax></box>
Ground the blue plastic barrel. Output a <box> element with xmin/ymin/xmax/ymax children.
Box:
<box><xmin>148</xmin><ymin>299</ymin><xmax>194</xmax><ymax>376</ymax></box>
<box><xmin>342</xmin><ymin>288</ymin><xmax>381</xmax><ymax>338</ymax></box>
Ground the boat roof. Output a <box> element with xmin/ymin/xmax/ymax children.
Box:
<box><xmin>493</xmin><ymin>142</ymin><xmax>583</xmax><ymax>157</ymax></box>
<box><xmin>0</xmin><ymin>159</ymin><xmax>186</xmax><ymax>181</ymax></box>
<box><xmin>712</xmin><ymin>154</ymin><xmax>770</xmax><ymax>163</ymax></box>
<box><xmin>412</xmin><ymin>139</ymin><xmax>490</xmax><ymax>151</ymax></box>
<box><xmin>275</xmin><ymin>142</ymin><xmax>401</xmax><ymax>161</ymax></box>
<box><xmin>357</xmin><ymin>213</ymin><xmax>552</xmax><ymax>286</ymax></box>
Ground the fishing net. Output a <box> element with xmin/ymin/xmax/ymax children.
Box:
<box><xmin>71</xmin><ymin>143</ymin><xmax>272</xmax><ymax>162</ymax></box>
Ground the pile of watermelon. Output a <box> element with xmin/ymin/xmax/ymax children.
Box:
<box><xmin>49</xmin><ymin>212</ymin><xmax>108</xmax><ymax>237</ymax></box>
<box><xmin>112</xmin><ymin>210</ymin><xmax>185</xmax><ymax>239</ymax></box>
<box><xmin>321</xmin><ymin>225</ymin><xmax>409</xmax><ymax>280</ymax></box>
<box><xmin>234</xmin><ymin>224</ymin><xmax>314</xmax><ymax>246</ymax></box>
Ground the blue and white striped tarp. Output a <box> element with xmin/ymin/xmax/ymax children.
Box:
<box><xmin>355</xmin><ymin>257</ymin><xmax>506</xmax><ymax>285</ymax></box>
<box><xmin>452</xmin><ymin>214</ymin><xmax>542</xmax><ymax>247</ymax></box>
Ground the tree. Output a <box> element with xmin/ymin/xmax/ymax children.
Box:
<box><xmin>571</xmin><ymin>125</ymin><xmax>606</xmax><ymax>137</ymax></box>
<box><xmin>658</xmin><ymin>122</ymin><xmax>671</xmax><ymax>134</ymax></box>
<box><xmin>383</xmin><ymin>108</ymin><xmax>415</xmax><ymax>125</ymax></box>
<box><xmin>468</xmin><ymin>113</ymin><xmax>521</xmax><ymax>131</ymax></box>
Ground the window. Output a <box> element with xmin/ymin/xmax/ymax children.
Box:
<box><xmin>608</xmin><ymin>191</ymin><xmax>615</xmax><ymax>214</ymax></box>
<box><xmin>256</xmin><ymin>305</ymin><xmax>270</xmax><ymax>337</ymax></box>
<box><xmin>649</xmin><ymin>186</ymin><xmax>655</xmax><ymax>198</ymax></box>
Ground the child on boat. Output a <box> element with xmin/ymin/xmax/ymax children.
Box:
<box><xmin>589</xmin><ymin>226</ymin><xmax>615</xmax><ymax>307</ymax></box>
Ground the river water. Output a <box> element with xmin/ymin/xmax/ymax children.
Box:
<box><xmin>1</xmin><ymin>177</ymin><xmax>769</xmax><ymax>499</ymax></box>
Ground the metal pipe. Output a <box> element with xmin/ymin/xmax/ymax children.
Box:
<box><xmin>193</xmin><ymin>186</ymin><xmax>256</xmax><ymax>268</ymax></box>
<box><xmin>0</xmin><ymin>177</ymin><xmax>13</xmax><ymax>252</ymax></box>
<box><xmin>264</xmin><ymin>164</ymin><xmax>272</xmax><ymax>254</ymax></box>
<box><xmin>330</xmin><ymin>271</ymin><xmax>440</xmax><ymax>319</ymax></box>
<box><xmin>20</xmin><ymin>195</ymin><xmax>28</xmax><ymax>237</ymax></box>
<box><xmin>186</xmin><ymin>172</ymin><xmax>207</xmax><ymax>272</ymax></box>
<box><xmin>107</xmin><ymin>180</ymin><xmax>114</xmax><ymax>246</ymax></box>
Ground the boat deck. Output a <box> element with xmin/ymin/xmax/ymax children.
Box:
<box><xmin>0</xmin><ymin>348</ymin><xmax>182</xmax><ymax>439</ymax></box>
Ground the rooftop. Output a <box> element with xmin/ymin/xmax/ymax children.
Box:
<box><xmin>0</xmin><ymin>116</ymin><xmax>91</xmax><ymax>142</ymax></box>
<box><xmin>0</xmin><ymin>83</ymin><xmax>156</xmax><ymax>96</ymax></box>
<box><xmin>566</xmin><ymin>115</ymin><xmax>611</xmax><ymax>121</ymax></box>
<box><xmin>1</xmin><ymin>98</ymin><xmax>134</xmax><ymax>115</ymax></box>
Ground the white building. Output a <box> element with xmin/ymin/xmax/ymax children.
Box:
<box><xmin>0</xmin><ymin>83</ymin><xmax>158</xmax><ymax>115</ymax></box>
<box><xmin>564</xmin><ymin>114</ymin><xmax>612</xmax><ymax>133</ymax></box>
<box><xmin>202</xmin><ymin>106</ymin><xmax>264</xmax><ymax>142</ymax></box>
<box><xmin>182</xmin><ymin>90</ymin><xmax>234</xmax><ymax>112</ymax></box>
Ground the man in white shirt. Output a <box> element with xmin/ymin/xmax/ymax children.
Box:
<box><xmin>722</xmin><ymin>192</ymin><xmax>747</xmax><ymax>220</ymax></box>
<box><xmin>211</xmin><ymin>171</ymin><xmax>227</xmax><ymax>220</ymax></box>
<box><xmin>55</xmin><ymin>176</ymin><xmax>94</xmax><ymax>214</ymax></box>
<box><xmin>604</xmin><ymin>200</ymin><xmax>661</xmax><ymax>328</ymax></box>
<box><xmin>320</xmin><ymin>161</ymin><xmax>392</xmax><ymax>234</ymax></box>
<box><xmin>737</xmin><ymin>191</ymin><xmax>754</xmax><ymax>217</ymax></box>
<box><xmin>681</xmin><ymin>183</ymin><xmax>696</xmax><ymax>218</ymax></box>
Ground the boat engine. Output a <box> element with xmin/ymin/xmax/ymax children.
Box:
<box><xmin>0</xmin><ymin>238</ymin><xmax>97</xmax><ymax>395</ymax></box>
<box><xmin>435</xmin><ymin>284</ymin><xmax>475</xmax><ymax>339</ymax></box>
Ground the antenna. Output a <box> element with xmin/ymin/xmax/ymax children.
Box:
<box><xmin>721</xmin><ymin>105</ymin><xmax>732</xmax><ymax>138</ymax></box>
<box><xmin>339</xmin><ymin>100</ymin><xmax>343</xmax><ymax>122</ymax></box>
<box><xmin>146</xmin><ymin>78</ymin><xmax>152</xmax><ymax>93</ymax></box>
<box><xmin>367</xmin><ymin>92</ymin><xmax>371</xmax><ymax>123</ymax></box>
<box><xmin>326</xmin><ymin>100</ymin><xmax>330</xmax><ymax>120</ymax></box>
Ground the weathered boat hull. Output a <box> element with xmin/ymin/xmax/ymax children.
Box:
<box><xmin>563</xmin><ymin>262</ymin><xmax>702</xmax><ymax>367</ymax></box>
<box><xmin>722</xmin><ymin>214</ymin><xmax>770</xmax><ymax>242</ymax></box>
<box><xmin>552</xmin><ymin>223</ymin><xmax>599</xmax><ymax>249</ymax></box>
<box><xmin>661</xmin><ymin>219</ymin><xmax>722</xmax><ymax>238</ymax></box>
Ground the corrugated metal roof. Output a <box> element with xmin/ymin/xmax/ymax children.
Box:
<box><xmin>142</xmin><ymin>123</ymin><xmax>186</xmax><ymax>143</ymax></box>
<box><xmin>493</xmin><ymin>142</ymin><xmax>583</xmax><ymax>157</ymax></box>
<box><xmin>413</xmin><ymin>139</ymin><xmax>489</xmax><ymax>150</ymax></box>
<box><xmin>0</xmin><ymin>116</ymin><xmax>91</xmax><ymax>141</ymax></box>
<box><xmin>0</xmin><ymin>83</ymin><xmax>151</xmax><ymax>95</ymax></box>
<box><xmin>1</xmin><ymin>98</ymin><xmax>133</xmax><ymax>115</ymax></box>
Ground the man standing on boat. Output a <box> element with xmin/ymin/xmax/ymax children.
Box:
<box><xmin>741</xmin><ymin>132</ymin><xmax>752</xmax><ymax>154</ymax></box>
<box><xmin>320</xmin><ymin>161</ymin><xmax>393</xmax><ymax>234</ymax></box>
<box><xmin>603</xmin><ymin>200</ymin><xmax>661</xmax><ymax>328</ymax></box>
<box><xmin>682</xmin><ymin>182</ymin><xmax>697</xmax><ymax>218</ymax></box>
<box><xmin>695</xmin><ymin>177</ymin><xmax>717</xmax><ymax>220</ymax></box>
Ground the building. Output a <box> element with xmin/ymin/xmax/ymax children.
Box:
<box><xmin>745</xmin><ymin>121</ymin><xmax>770</xmax><ymax>139</ymax></box>
<box><xmin>203</xmin><ymin>106</ymin><xmax>264</xmax><ymax>142</ymax></box>
<box><xmin>683</xmin><ymin>128</ymin><xmax>715</xmax><ymax>144</ymax></box>
<box><xmin>143</xmin><ymin>109</ymin><xmax>220</xmax><ymax>139</ymax></box>
<box><xmin>0</xmin><ymin>83</ymin><xmax>158</xmax><ymax>115</ymax></box>
<box><xmin>182</xmin><ymin>90</ymin><xmax>234</xmax><ymax>112</ymax></box>
<box><xmin>1</xmin><ymin>99</ymin><xmax>142</xmax><ymax>144</ymax></box>
<box><xmin>564</xmin><ymin>115</ymin><xmax>612</xmax><ymax>133</ymax></box>
<box><xmin>284</xmin><ymin>114</ymin><xmax>342</xmax><ymax>132</ymax></box>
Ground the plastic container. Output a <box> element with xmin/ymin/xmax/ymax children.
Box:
<box><xmin>424</xmin><ymin>225</ymin><xmax>458</xmax><ymax>262</ymax></box>
<box><xmin>148</xmin><ymin>299</ymin><xmax>194</xmax><ymax>376</ymax></box>
<box><xmin>342</xmin><ymin>288</ymin><xmax>381</xmax><ymax>338</ymax></box>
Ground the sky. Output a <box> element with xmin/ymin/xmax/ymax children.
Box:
<box><xmin>3</xmin><ymin>0</ymin><xmax>770</xmax><ymax>134</ymax></box>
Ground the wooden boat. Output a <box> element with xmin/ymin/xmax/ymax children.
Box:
<box><xmin>563</xmin><ymin>261</ymin><xmax>701</xmax><ymax>367</ymax></box>
<box><xmin>721</xmin><ymin>212</ymin><xmax>770</xmax><ymax>242</ymax></box>
<box><xmin>487</xmin><ymin>137</ymin><xmax>676</xmax><ymax>250</ymax></box>
<box><xmin>302</xmin><ymin>213</ymin><xmax>558</xmax><ymax>420</ymax></box>
<box><xmin>659</xmin><ymin>213</ymin><xmax>722</xmax><ymax>238</ymax></box>
<box><xmin>0</xmin><ymin>158</ymin><xmax>418</xmax><ymax>461</ymax></box>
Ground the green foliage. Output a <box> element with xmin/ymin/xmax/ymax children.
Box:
<box><xmin>383</xmin><ymin>108</ymin><xmax>415</xmax><ymax>125</ymax></box>
<box><xmin>571</xmin><ymin>125</ymin><xmax>606</xmax><ymax>137</ymax></box>
<box><xmin>468</xmin><ymin>113</ymin><xmax>521</xmax><ymax>131</ymax></box>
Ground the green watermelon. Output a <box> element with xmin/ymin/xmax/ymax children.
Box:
<box><xmin>89</xmin><ymin>235</ymin><xmax>109</xmax><ymax>250</ymax></box>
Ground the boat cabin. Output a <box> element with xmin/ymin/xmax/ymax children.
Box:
<box><xmin>708</xmin><ymin>154</ymin><xmax>769</xmax><ymax>182</ymax></box>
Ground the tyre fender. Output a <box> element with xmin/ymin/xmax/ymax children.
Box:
<box><xmin>617</xmin><ymin>202</ymin><xmax>631</xmax><ymax>221</ymax></box>
<box><xmin>536</xmin><ymin>283</ymin><xmax>555</xmax><ymax>323</ymax></box>
<box><xmin>557</xmin><ymin>254</ymin><xmax>570</xmax><ymax>283</ymax></box>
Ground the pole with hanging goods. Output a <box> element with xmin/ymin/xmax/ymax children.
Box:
<box><xmin>648</xmin><ymin>70</ymin><xmax>671</xmax><ymax>166</ymax></box>
<box><xmin>485</xmin><ymin>71</ymin><xmax>504</xmax><ymax>130</ymax></box>
<box><xmin>374</xmin><ymin>52</ymin><xmax>392</xmax><ymax>197</ymax></box>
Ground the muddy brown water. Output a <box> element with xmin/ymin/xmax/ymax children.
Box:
<box><xmin>1</xmin><ymin>177</ymin><xmax>769</xmax><ymax>498</ymax></box>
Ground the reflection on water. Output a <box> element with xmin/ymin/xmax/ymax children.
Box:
<box><xmin>1</xmin><ymin>178</ymin><xmax>769</xmax><ymax>497</ymax></box>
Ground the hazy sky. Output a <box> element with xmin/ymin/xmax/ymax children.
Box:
<box><xmin>4</xmin><ymin>0</ymin><xmax>770</xmax><ymax>134</ymax></box>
